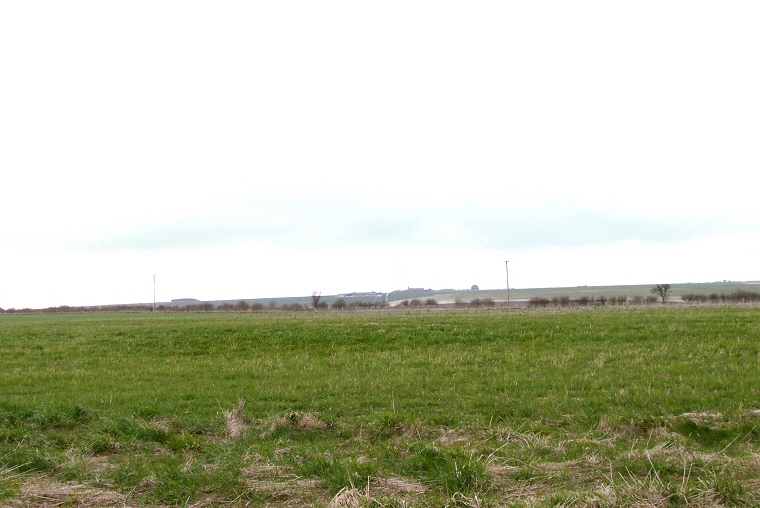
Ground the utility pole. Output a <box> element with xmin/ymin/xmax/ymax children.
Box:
<box><xmin>504</xmin><ymin>261</ymin><xmax>510</xmax><ymax>307</ymax></box>
<box><xmin>153</xmin><ymin>275</ymin><xmax>156</xmax><ymax>312</ymax></box>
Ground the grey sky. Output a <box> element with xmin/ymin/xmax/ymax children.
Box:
<box><xmin>1</xmin><ymin>1</ymin><xmax>759</xmax><ymax>308</ymax></box>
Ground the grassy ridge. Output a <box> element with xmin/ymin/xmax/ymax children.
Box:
<box><xmin>1</xmin><ymin>308</ymin><xmax>760</xmax><ymax>506</ymax></box>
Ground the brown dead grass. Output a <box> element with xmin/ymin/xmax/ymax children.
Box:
<box><xmin>9</xmin><ymin>478</ymin><xmax>128</xmax><ymax>508</ymax></box>
<box><xmin>259</xmin><ymin>412</ymin><xmax>329</xmax><ymax>435</ymax></box>
<box><xmin>328</xmin><ymin>487</ymin><xmax>364</xmax><ymax>507</ymax></box>
<box><xmin>260</xmin><ymin>416</ymin><xmax>290</xmax><ymax>435</ymax></box>
<box><xmin>245</xmin><ymin>467</ymin><xmax>427</xmax><ymax>508</ymax></box>
<box><xmin>223</xmin><ymin>399</ymin><xmax>247</xmax><ymax>439</ymax></box>
<box><xmin>680</xmin><ymin>412</ymin><xmax>724</xmax><ymax>425</ymax></box>
<box><xmin>437</xmin><ymin>429</ymin><xmax>471</xmax><ymax>446</ymax></box>
<box><xmin>242</xmin><ymin>461</ymin><xmax>323</xmax><ymax>505</ymax></box>
<box><xmin>297</xmin><ymin>413</ymin><xmax>329</xmax><ymax>431</ymax></box>
<box><xmin>327</xmin><ymin>481</ymin><xmax>428</xmax><ymax>508</ymax></box>
<box><xmin>487</xmin><ymin>464</ymin><xmax>520</xmax><ymax>480</ymax></box>
<box><xmin>85</xmin><ymin>456</ymin><xmax>117</xmax><ymax>476</ymax></box>
<box><xmin>6</xmin><ymin>414</ymin><xmax>758</xmax><ymax>508</ymax></box>
<box><xmin>246</xmin><ymin>477</ymin><xmax>322</xmax><ymax>500</ymax></box>
<box><xmin>538</xmin><ymin>459</ymin><xmax>584</xmax><ymax>472</ymax></box>
<box><xmin>243</xmin><ymin>464</ymin><xmax>287</xmax><ymax>479</ymax></box>
<box><xmin>370</xmin><ymin>476</ymin><xmax>426</xmax><ymax>496</ymax></box>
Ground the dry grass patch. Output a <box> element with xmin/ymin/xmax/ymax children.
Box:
<box><xmin>680</xmin><ymin>412</ymin><xmax>724</xmax><ymax>425</ymax></box>
<box><xmin>297</xmin><ymin>412</ymin><xmax>329</xmax><ymax>431</ymax></box>
<box><xmin>370</xmin><ymin>476</ymin><xmax>428</xmax><ymax>506</ymax></box>
<box><xmin>496</xmin><ymin>429</ymin><xmax>555</xmax><ymax>450</ymax></box>
<box><xmin>10</xmin><ymin>478</ymin><xmax>127</xmax><ymax>508</ymax></box>
<box><xmin>223</xmin><ymin>399</ymin><xmax>248</xmax><ymax>439</ymax></box>
<box><xmin>328</xmin><ymin>481</ymin><xmax>428</xmax><ymax>508</ymax></box>
<box><xmin>538</xmin><ymin>459</ymin><xmax>584</xmax><ymax>472</ymax></box>
<box><xmin>259</xmin><ymin>411</ymin><xmax>330</xmax><ymax>435</ymax></box>
<box><xmin>259</xmin><ymin>415</ymin><xmax>290</xmax><ymax>435</ymax></box>
<box><xmin>84</xmin><ymin>456</ymin><xmax>117</xmax><ymax>475</ymax></box>
<box><xmin>329</xmin><ymin>487</ymin><xmax>364</xmax><ymax>507</ymax></box>
<box><xmin>487</xmin><ymin>464</ymin><xmax>520</xmax><ymax>480</ymax></box>
<box><xmin>370</xmin><ymin>476</ymin><xmax>426</xmax><ymax>496</ymax></box>
<box><xmin>243</xmin><ymin>460</ymin><xmax>323</xmax><ymax>503</ymax></box>
<box><xmin>246</xmin><ymin>476</ymin><xmax>322</xmax><ymax>501</ymax></box>
<box><xmin>243</xmin><ymin>464</ymin><xmax>288</xmax><ymax>479</ymax></box>
<box><xmin>437</xmin><ymin>429</ymin><xmax>471</xmax><ymax>446</ymax></box>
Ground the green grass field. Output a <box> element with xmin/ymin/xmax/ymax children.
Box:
<box><xmin>1</xmin><ymin>307</ymin><xmax>759</xmax><ymax>507</ymax></box>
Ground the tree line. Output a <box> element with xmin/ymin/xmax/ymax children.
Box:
<box><xmin>4</xmin><ymin>289</ymin><xmax>759</xmax><ymax>314</ymax></box>
<box><xmin>0</xmin><ymin>300</ymin><xmax>388</xmax><ymax>314</ymax></box>
<box><xmin>528</xmin><ymin>289</ymin><xmax>760</xmax><ymax>308</ymax></box>
<box><xmin>681</xmin><ymin>290</ymin><xmax>760</xmax><ymax>304</ymax></box>
<box><xmin>529</xmin><ymin>295</ymin><xmax>659</xmax><ymax>307</ymax></box>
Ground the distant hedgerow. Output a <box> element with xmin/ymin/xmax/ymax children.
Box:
<box><xmin>729</xmin><ymin>290</ymin><xmax>760</xmax><ymax>302</ymax></box>
<box><xmin>470</xmin><ymin>298</ymin><xmax>495</xmax><ymax>308</ymax></box>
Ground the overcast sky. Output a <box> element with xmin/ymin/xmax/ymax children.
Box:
<box><xmin>2</xmin><ymin>1</ymin><xmax>759</xmax><ymax>309</ymax></box>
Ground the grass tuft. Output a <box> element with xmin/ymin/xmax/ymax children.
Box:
<box><xmin>224</xmin><ymin>399</ymin><xmax>248</xmax><ymax>439</ymax></box>
<box><xmin>404</xmin><ymin>446</ymin><xmax>491</xmax><ymax>496</ymax></box>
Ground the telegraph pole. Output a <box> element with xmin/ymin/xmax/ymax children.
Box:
<box><xmin>504</xmin><ymin>261</ymin><xmax>510</xmax><ymax>307</ymax></box>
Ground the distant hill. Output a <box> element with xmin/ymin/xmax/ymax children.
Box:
<box><xmin>187</xmin><ymin>281</ymin><xmax>760</xmax><ymax>308</ymax></box>
<box><xmin>387</xmin><ymin>281</ymin><xmax>760</xmax><ymax>305</ymax></box>
<box><xmin>35</xmin><ymin>281</ymin><xmax>756</xmax><ymax>312</ymax></box>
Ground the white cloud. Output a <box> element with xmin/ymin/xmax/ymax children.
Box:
<box><xmin>1</xmin><ymin>1</ymin><xmax>758</xmax><ymax>308</ymax></box>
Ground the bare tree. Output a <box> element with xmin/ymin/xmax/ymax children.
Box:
<box><xmin>311</xmin><ymin>291</ymin><xmax>321</xmax><ymax>310</ymax></box>
<box><xmin>650</xmin><ymin>284</ymin><xmax>672</xmax><ymax>304</ymax></box>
